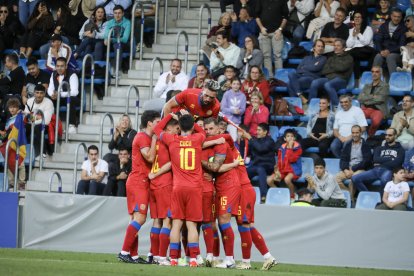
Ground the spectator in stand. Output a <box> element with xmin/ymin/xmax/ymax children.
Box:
<box><xmin>330</xmin><ymin>94</ymin><xmax>367</xmax><ymax>158</ymax></box>
<box><xmin>103</xmin><ymin>5</ymin><xmax>131</xmax><ymax>73</ymax></box>
<box><xmin>352</xmin><ymin>128</ymin><xmax>405</xmax><ymax>193</ymax></box>
<box><xmin>405</xmin><ymin>0</ymin><xmax>414</xmax><ymax>17</ymax></box>
<box><xmin>390</xmin><ymin>95</ymin><xmax>414</xmax><ymax>150</ymax></box>
<box><xmin>201</xmin><ymin>12</ymin><xmax>232</xmax><ymax>63</ymax></box>
<box><xmin>47</xmin><ymin>57</ymin><xmax>80</xmax><ymax>134</ymax></box>
<box><xmin>343</xmin><ymin>0</ymin><xmax>367</xmax><ymax>27</ymax></box>
<box><xmin>22</xmin><ymin>57</ymin><xmax>50</xmax><ymax>106</ymax></box>
<box><xmin>306</xmin><ymin>158</ymin><xmax>346</xmax><ymax>208</ymax></box>
<box><xmin>404</xmin><ymin>147</ymin><xmax>414</xmax><ymax>183</ymax></box>
<box><xmin>357</xmin><ymin>66</ymin><xmax>389</xmax><ymax>137</ymax></box>
<box><xmin>241</xmin><ymin>65</ymin><xmax>271</xmax><ymax>106</ymax></box>
<box><xmin>23</xmin><ymin>84</ymin><xmax>54</xmax><ymax>157</ymax></box>
<box><xmin>18</xmin><ymin>0</ymin><xmax>40</xmax><ymax>27</ymax></box>
<box><xmin>397</xmin><ymin>15</ymin><xmax>414</xmax><ymax>72</ymax></box>
<box><xmin>220</xmin><ymin>78</ymin><xmax>247</xmax><ymax>141</ymax></box>
<box><xmin>109</xmin><ymin>114</ymin><xmax>137</xmax><ymax>153</ymax></box>
<box><xmin>0</xmin><ymin>4</ymin><xmax>23</xmax><ymax>60</ymax></box>
<box><xmin>287</xmin><ymin>39</ymin><xmax>327</xmax><ymax>104</ymax></box>
<box><xmin>301</xmin><ymin>96</ymin><xmax>335</xmax><ymax>158</ymax></box>
<box><xmin>46</xmin><ymin>34</ymin><xmax>78</xmax><ymax>73</ymax></box>
<box><xmin>243</xmin><ymin>91</ymin><xmax>269</xmax><ymax>137</ymax></box>
<box><xmin>133</xmin><ymin>0</ymin><xmax>156</xmax><ymax>49</ymax></box>
<box><xmin>371</xmin><ymin>0</ymin><xmax>390</xmax><ymax>33</ymax></box>
<box><xmin>210</xmin><ymin>31</ymin><xmax>241</xmax><ymax>79</ymax></box>
<box><xmin>290</xmin><ymin>188</ymin><xmax>315</xmax><ymax>207</ymax></box>
<box><xmin>275</xmin><ymin>129</ymin><xmax>303</xmax><ymax>199</ymax></box>
<box><xmin>306</xmin><ymin>0</ymin><xmax>340</xmax><ymax>41</ymax></box>
<box><xmin>217</xmin><ymin>65</ymin><xmax>236</xmax><ymax>102</ymax></box>
<box><xmin>246</xmin><ymin>122</ymin><xmax>275</xmax><ymax>202</ymax></box>
<box><xmin>373</xmin><ymin>8</ymin><xmax>406</xmax><ymax>76</ymax></box>
<box><xmin>73</xmin><ymin>6</ymin><xmax>107</xmax><ymax>61</ymax></box>
<box><xmin>336</xmin><ymin>125</ymin><xmax>372</xmax><ymax>200</ymax></box>
<box><xmin>320</xmin><ymin>7</ymin><xmax>349</xmax><ymax>53</ymax></box>
<box><xmin>188</xmin><ymin>63</ymin><xmax>210</xmax><ymax>89</ymax></box>
<box><xmin>308</xmin><ymin>39</ymin><xmax>353</xmax><ymax>107</ymax></box>
<box><xmin>230</xmin><ymin>7</ymin><xmax>259</xmax><ymax>48</ymax></box>
<box><xmin>68</xmin><ymin>0</ymin><xmax>96</xmax><ymax>22</ymax></box>
<box><xmin>236</xmin><ymin>35</ymin><xmax>263</xmax><ymax>80</ymax></box>
<box><xmin>153</xmin><ymin>59</ymin><xmax>189</xmax><ymax>99</ymax></box>
<box><xmin>103</xmin><ymin>148</ymin><xmax>131</xmax><ymax>197</ymax></box>
<box><xmin>375</xmin><ymin>167</ymin><xmax>410</xmax><ymax>211</ymax></box>
<box><xmin>346</xmin><ymin>12</ymin><xmax>376</xmax><ymax>81</ymax></box>
<box><xmin>286</xmin><ymin>0</ymin><xmax>315</xmax><ymax>46</ymax></box>
<box><xmin>96</xmin><ymin>0</ymin><xmax>132</xmax><ymax>19</ymax></box>
<box><xmin>255</xmin><ymin>0</ymin><xmax>288</xmax><ymax>73</ymax></box>
<box><xmin>220</xmin><ymin>0</ymin><xmax>257</xmax><ymax>16</ymax></box>
<box><xmin>19</xmin><ymin>1</ymin><xmax>54</xmax><ymax>58</ymax></box>
<box><xmin>76</xmin><ymin>145</ymin><xmax>109</xmax><ymax>196</ymax></box>
<box><xmin>0</xmin><ymin>54</ymin><xmax>25</xmax><ymax>100</ymax></box>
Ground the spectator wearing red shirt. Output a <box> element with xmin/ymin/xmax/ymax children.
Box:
<box><xmin>241</xmin><ymin>65</ymin><xmax>271</xmax><ymax>106</ymax></box>
<box><xmin>243</xmin><ymin>91</ymin><xmax>269</xmax><ymax>137</ymax></box>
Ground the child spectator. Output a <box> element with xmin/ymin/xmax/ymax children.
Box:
<box><xmin>220</xmin><ymin>78</ymin><xmax>247</xmax><ymax>141</ymax></box>
<box><xmin>306</xmin><ymin>158</ymin><xmax>347</xmax><ymax>208</ymax></box>
<box><xmin>217</xmin><ymin>65</ymin><xmax>237</xmax><ymax>102</ymax></box>
<box><xmin>291</xmin><ymin>188</ymin><xmax>315</xmax><ymax>207</ymax></box>
<box><xmin>275</xmin><ymin>129</ymin><xmax>302</xmax><ymax>199</ymax></box>
<box><xmin>376</xmin><ymin>167</ymin><xmax>410</xmax><ymax>211</ymax></box>
<box><xmin>371</xmin><ymin>0</ymin><xmax>390</xmax><ymax>33</ymax></box>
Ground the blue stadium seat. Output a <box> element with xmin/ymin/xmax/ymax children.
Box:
<box><xmin>269</xmin><ymin>126</ymin><xmax>279</xmax><ymax>142</ymax></box>
<box><xmin>38</xmin><ymin>59</ymin><xmax>47</xmax><ymax>70</ymax></box>
<box><xmin>323</xmin><ymin>158</ymin><xmax>340</xmax><ymax>175</ymax></box>
<box><xmin>281</xmin><ymin>41</ymin><xmax>292</xmax><ymax>61</ymax></box>
<box><xmin>262</xmin><ymin>67</ymin><xmax>270</xmax><ymax>80</ymax></box>
<box><xmin>299</xmin><ymin>41</ymin><xmax>313</xmax><ymax>51</ymax></box>
<box><xmin>271</xmin><ymin>97</ymin><xmax>302</xmax><ymax>122</ymax></box>
<box><xmin>300</xmin><ymin>98</ymin><xmax>320</xmax><ymax>122</ymax></box>
<box><xmin>24</xmin><ymin>144</ymin><xmax>35</xmax><ymax>166</ymax></box>
<box><xmin>355</xmin><ymin>191</ymin><xmax>381</xmax><ymax>209</ymax></box>
<box><xmin>389</xmin><ymin>72</ymin><xmax>412</xmax><ymax>96</ymax></box>
<box><xmin>408</xmin><ymin>193</ymin><xmax>413</xmax><ymax>208</ymax></box>
<box><xmin>278</xmin><ymin>126</ymin><xmax>307</xmax><ymax>139</ymax></box>
<box><xmin>84</xmin><ymin>61</ymin><xmax>107</xmax><ymax>85</ymax></box>
<box><xmin>253</xmin><ymin>186</ymin><xmax>260</xmax><ymax>204</ymax></box>
<box><xmin>296</xmin><ymin>157</ymin><xmax>314</xmax><ymax>183</ymax></box>
<box><xmin>265</xmin><ymin>187</ymin><xmax>291</xmax><ymax>206</ymax></box>
<box><xmin>352</xmin><ymin>71</ymin><xmax>372</xmax><ymax>95</ymax></box>
<box><xmin>338</xmin><ymin>73</ymin><xmax>355</xmax><ymax>95</ymax></box>
<box><xmin>342</xmin><ymin>190</ymin><xmax>351</xmax><ymax>208</ymax></box>
<box><xmin>273</xmin><ymin>68</ymin><xmax>296</xmax><ymax>93</ymax></box>
<box><xmin>375</xmin><ymin>130</ymin><xmax>386</xmax><ymax>136</ymax></box>
<box><xmin>397</xmin><ymin>0</ymin><xmax>411</xmax><ymax>11</ymax></box>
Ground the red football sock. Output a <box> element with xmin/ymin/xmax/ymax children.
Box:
<box><xmin>150</xmin><ymin>227</ymin><xmax>161</xmax><ymax>256</ymax></box>
<box><xmin>170</xmin><ymin>242</ymin><xmax>180</xmax><ymax>260</ymax></box>
<box><xmin>250</xmin><ymin>227</ymin><xmax>269</xmax><ymax>256</ymax></box>
<box><xmin>121</xmin><ymin>221</ymin><xmax>141</xmax><ymax>253</ymax></box>
<box><xmin>130</xmin><ymin>236</ymin><xmax>138</xmax><ymax>257</ymax></box>
<box><xmin>159</xmin><ymin>228</ymin><xmax>171</xmax><ymax>258</ymax></box>
<box><xmin>188</xmin><ymin>243</ymin><xmax>199</xmax><ymax>259</ymax></box>
<box><xmin>238</xmin><ymin>225</ymin><xmax>252</xmax><ymax>259</ymax></box>
<box><xmin>220</xmin><ymin>223</ymin><xmax>234</xmax><ymax>257</ymax></box>
<box><xmin>213</xmin><ymin>228</ymin><xmax>220</xmax><ymax>257</ymax></box>
<box><xmin>202</xmin><ymin>224</ymin><xmax>214</xmax><ymax>254</ymax></box>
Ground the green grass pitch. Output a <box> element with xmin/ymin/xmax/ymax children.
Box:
<box><xmin>0</xmin><ymin>249</ymin><xmax>412</xmax><ymax>276</ymax></box>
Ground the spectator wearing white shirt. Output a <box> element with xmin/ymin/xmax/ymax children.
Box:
<box><xmin>95</xmin><ymin>0</ymin><xmax>132</xmax><ymax>19</ymax></box>
<box><xmin>47</xmin><ymin>57</ymin><xmax>80</xmax><ymax>134</ymax></box>
<box><xmin>46</xmin><ymin>34</ymin><xmax>78</xmax><ymax>73</ymax></box>
<box><xmin>306</xmin><ymin>0</ymin><xmax>340</xmax><ymax>41</ymax></box>
<box><xmin>153</xmin><ymin>59</ymin><xmax>189</xmax><ymax>99</ymax></box>
<box><xmin>330</xmin><ymin>94</ymin><xmax>367</xmax><ymax>158</ymax></box>
<box><xmin>346</xmin><ymin>12</ymin><xmax>376</xmax><ymax>80</ymax></box>
<box><xmin>210</xmin><ymin>31</ymin><xmax>241</xmax><ymax>79</ymax></box>
<box><xmin>375</xmin><ymin>167</ymin><xmax>410</xmax><ymax>211</ymax></box>
<box><xmin>76</xmin><ymin>145</ymin><xmax>109</xmax><ymax>196</ymax></box>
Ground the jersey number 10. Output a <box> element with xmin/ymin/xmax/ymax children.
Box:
<box><xmin>179</xmin><ymin>148</ymin><xmax>195</xmax><ymax>170</ymax></box>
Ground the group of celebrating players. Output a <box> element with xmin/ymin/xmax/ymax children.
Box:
<box><xmin>117</xmin><ymin>80</ymin><xmax>277</xmax><ymax>270</ymax></box>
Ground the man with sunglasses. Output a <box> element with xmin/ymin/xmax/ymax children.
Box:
<box><xmin>351</xmin><ymin>128</ymin><xmax>405</xmax><ymax>194</ymax></box>
<box><xmin>0</xmin><ymin>4</ymin><xmax>23</xmax><ymax>60</ymax></box>
<box><xmin>163</xmin><ymin>80</ymin><xmax>221</xmax><ymax>119</ymax></box>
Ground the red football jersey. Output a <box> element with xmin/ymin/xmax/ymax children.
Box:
<box><xmin>201</xmin><ymin>148</ymin><xmax>215</xmax><ymax>193</ymax></box>
<box><xmin>129</xmin><ymin>132</ymin><xmax>152</xmax><ymax>187</ymax></box>
<box><xmin>208</xmin><ymin>141</ymin><xmax>240</xmax><ymax>193</ymax></box>
<box><xmin>174</xmin><ymin>88</ymin><xmax>220</xmax><ymax>118</ymax></box>
<box><xmin>160</xmin><ymin>132</ymin><xmax>205</xmax><ymax>188</ymax></box>
<box><xmin>150</xmin><ymin>140</ymin><xmax>172</xmax><ymax>190</ymax></box>
<box><xmin>232</xmin><ymin>147</ymin><xmax>251</xmax><ymax>187</ymax></box>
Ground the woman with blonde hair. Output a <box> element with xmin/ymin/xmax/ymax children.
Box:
<box><xmin>201</xmin><ymin>12</ymin><xmax>232</xmax><ymax>61</ymax></box>
<box><xmin>108</xmin><ymin>114</ymin><xmax>137</xmax><ymax>153</ymax></box>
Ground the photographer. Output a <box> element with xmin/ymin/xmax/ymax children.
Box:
<box><xmin>210</xmin><ymin>31</ymin><xmax>241</xmax><ymax>80</ymax></box>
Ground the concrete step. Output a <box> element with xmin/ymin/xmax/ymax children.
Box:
<box><xmin>108</xmin><ymin>85</ymin><xmax>151</xmax><ymax>98</ymax></box>
<box><xmin>33</xmin><ymin>169</ymin><xmax>80</xmax><ymax>184</ymax></box>
<box><xmin>57</xmin><ymin>142</ymin><xmax>111</xmax><ymax>154</ymax></box>
<box><xmin>67</xmin><ymin>132</ymin><xmax>113</xmax><ymax>143</ymax></box>
<box><xmin>102</xmin><ymin>96</ymin><xmax>144</xmax><ymax>108</ymax></box>
<box><xmin>165</xmin><ymin>27</ymin><xmax>209</xmax><ymax>35</ymax></box>
<box><xmin>156</xmin><ymin>33</ymin><xmax>201</xmax><ymax>45</ymax></box>
<box><xmin>152</xmin><ymin>43</ymin><xmax>199</xmax><ymax>54</ymax></box>
<box><xmin>77</xmin><ymin>124</ymin><xmax>114</xmax><ymax>135</ymax></box>
<box><xmin>93</xmin><ymin>105</ymin><xmax>140</xmax><ymax>115</ymax></box>
<box><xmin>82</xmin><ymin>113</ymin><xmax>138</xmax><ymax>127</ymax></box>
<box><xmin>181</xmin><ymin>9</ymin><xmax>222</xmax><ymax>20</ymax></box>
<box><xmin>27</xmin><ymin>180</ymin><xmax>74</xmax><ymax>193</ymax></box>
<box><xmin>176</xmin><ymin>18</ymin><xmax>217</xmax><ymax>29</ymax></box>
<box><xmin>49</xmin><ymin>152</ymin><xmax>87</xmax><ymax>163</ymax></box>
<box><xmin>136</xmin><ymin>51</ymin><xmax>200</xmax><ymax>62</ymax></box>
<box><xmin>127</xmin><ymin>69</ymin><xmax>170</xmax><ymax>79</ymax></box>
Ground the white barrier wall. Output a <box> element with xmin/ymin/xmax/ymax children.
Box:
<box><xmin>22</xmin><ymin>192</ymin><xmax>414</xmax><ymax>271</ymax></box>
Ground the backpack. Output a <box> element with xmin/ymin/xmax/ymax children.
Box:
<box><xmin>273</xmin><ymin>97</ymin><xmax>290</xmax><ymax>116</ymax></box>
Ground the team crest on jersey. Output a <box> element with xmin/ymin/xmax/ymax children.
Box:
<box><xmin>206</xmin><ymin>110</ymin><xmax>212</xmax><ymax>116</ymax></box>
<box><xmin>140</xmin><ymin>204</ymin><xmax>146</xmax><ymax>210</ymax></box>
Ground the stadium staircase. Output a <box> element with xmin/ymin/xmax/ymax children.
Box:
<box><xmin>25</xmin><ymin>0</ymin><xmax>223</xmax><ymax>194</ymax></box>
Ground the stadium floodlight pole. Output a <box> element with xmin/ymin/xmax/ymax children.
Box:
<box><xmin>28</xmin><ymin>109</ymin><xmax>45</xmax><ymax>181</ymax></box>
<box><xmin>126</xmin><ymin>85</ymin><xmax>140</xmax><ymax>131</ymax></box>
<box><xmin>73</xmin><ymin>142</ymin><xmax>87</xmax><ymax>194</ymax></box>
<box><xmin>80</xmin><ymin>54</ymin><xmax>95</xmax><ymax>124</ymax></box>
<box><xmin>149</xmin><ymin>57</ymin><xmax>164</xmax><ymax>99</ymax></box>
<box><xmin>196</xmin><ymin>4</ymin><xmax>212</xmax><ymax>63</ymax></box>
<box><xmin>3</xmin><ymin>138</ymin><xmax>18</xmax><ymax>192</ymax></box>
<box><xmin>175</xmin><ymin>30</ymin><xmax>189</xmax><ymax>74</ymax></box>
<box><xmin>48</xmin><ymin>171</ymin><xmax>62</xmax><ymax>193</ymax></box>
<box><xmin>99</xmin><ymin>113</ymin><xmax>114</xmax><ymax>159</ymax></box>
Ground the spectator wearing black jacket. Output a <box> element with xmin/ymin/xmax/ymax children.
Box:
<box><xmin>336</xmin><ymin>125</ymin><xmax>372</xmax><ymax>200</ymax></box>
<box><xmin>352</xmin><ymin>128</ymin><xmax>405</xmax><ymax>193</ymax></box>
<box><xmin>373</xmin><ymin>8</ymin><xmax>406</xmax><ymax>75</ymax></box>
<box><xmin>246</xmin><ymin>123</ymin><xmax>276</xmax><ymax>202</ymax></box>
<box><xmin>0</xmin><ymin>54</ymin><xmax>25</xmax><ymax>99</ymax></box>
<box><xmin>103</xmin><ymin>148</ymin><xmax>131</xmax><ymax>197</ymax></box>
<box><xmin>0</xmin><ymin>4</ymin><xmax>23</xmax><ymax>60</ymax></box>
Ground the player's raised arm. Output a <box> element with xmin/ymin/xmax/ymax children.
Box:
<box><xmin>163</xmin><ymin>97</ymin><xmax>179</xmax><ymax>117</ymax></box>
<box><xmin>218</xmin><ymin>158</ymin><xmax>240</xmax><ymax>173</ymax></box>
<box><xmin>148</xmin><ymin>161</ymin><xmax>172</xmax><ymax>180</ymax></box>
<box><xmin>141</xmin><ymin>135</ymin><xmax>158</xmax><ymax>163</ymax></box>
<box><xmin>154</xmin><ymin>113</ymin><xmax>173</xmax><ymax>137</ymax></box>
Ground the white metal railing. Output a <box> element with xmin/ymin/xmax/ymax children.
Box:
<box><xmin>149</xmin><ymin>57</ymin><xmax>164</xmax><ymax>99</ymax></box>
<box><xmin>154</xmin><ymin>0</ymin><xmax>160</xmax><ymax>43</ymax></box>
<box><xmin>130</xmin><ymin>1</ymin><xmax>145</xmax><ymax>66</ymax></box>
<box><xmin>197</xmin><ymin>4</ymin><xmax>212</xmax><ymax>63</ymax></box>
<box><xmin>125</xmin><ymin>85</ymin><xmax>140</xmax><ymax>130</ymax></box>
<box><xmin>28</xmin><ymin>109</ymin><xmax>45</xmax><ymax>180</ymax></box>
<box><xmin>54</xmin><ymin>80</ymin><xmax>69</xmax><ymax>153</ymax></box>
<box><xmin>99</xmin><ymin>113</ymin><xmax>114</xmax><ymax>158</ymax></box>
<box><xmin>80</xmin><ymin>54</ymin><xmax>94</xmax><ymax>124</ymax></box>
<box><xmin>48</xmin><ymin>171</ymin><xmax>62</xmax><ymax>193</ymax></box>
<box><xmin>3</xmin><ymin>138</ymin><xmax>19</xmax><ymax>192</ymax></box>
<box><xmin>175</xmin><ymin>30</ymin><xmax>189</xmax><ymax>74</ymax></box>
<box><xmin>163</xmin><ymin>0</ymin><xmax>168</xmax><ymax>35</ymax></box>
<box><xmin>104</xmin><ymin>28</ymin><xmax>121</xmax><ymax>97</ymax></box>
<box><xmin>73</xmin><ymin>142</ymin><xmax>87</xmax><ymax>194</ymax></box>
